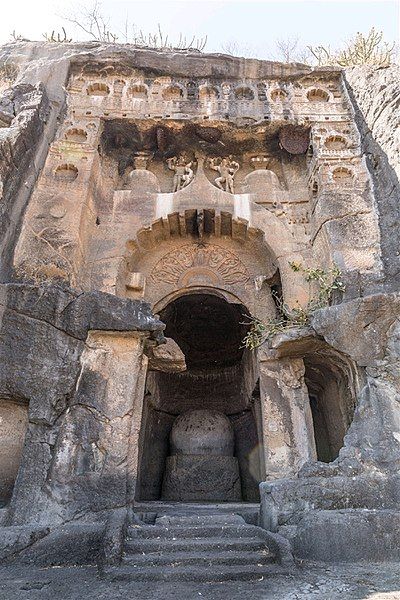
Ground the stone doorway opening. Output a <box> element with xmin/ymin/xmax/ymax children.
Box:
<box><xmin>304</xmin><ymin>351</ymin><xmax>358</xmax><ymax>463</ymax></box>
<box><xmin>136</xmin><ymin>292</ymin><xmax>264</xmax><ymax>503</ymax></box>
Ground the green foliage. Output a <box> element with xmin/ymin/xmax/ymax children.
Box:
<box><xmin>242</xmin><ymin>263</ymin><xmax>345</xmax><ymax>350</ymax></box>
<box><xmin>241</xmin><ymin>316</ymin><xmax>268</xmax><ymax>351</ymax></box>
<box><xmin>309</xmin><ymin>28</ymin><xmax>396</xmax><ymax>67</ymax></box>
<box><xmin>295</xmin><ymin>264</ymin><xmax>346</xmax><ymax>310</ymax></box>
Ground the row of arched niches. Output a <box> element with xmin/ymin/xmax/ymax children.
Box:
<box><xmin>69</xmin><ymin>77</ymin><xmax>344</xmax><ymax>108</ymax></box>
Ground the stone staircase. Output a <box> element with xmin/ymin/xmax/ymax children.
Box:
<box><xmin>106</xmin><ymin>509</ymin><xmax>292</xmax><ymax>582</ymax></box>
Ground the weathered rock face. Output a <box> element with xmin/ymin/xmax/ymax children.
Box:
<box><xmin>344</xmin><ymin>66</ymin><xmax>400</xmax><ymax>289</ymax></box>
<box><xmin>0</xmin><ymin>283</ymin><xmax>164</xmax><ymax>524</ymax></box>
<box><xmin>311</xmin><ymin>294</ymin><xmax>400</xmax><ymax>472</ymax></box>
<box><xmin>0</xmin><ymin>82</ymin><xmax>49</xmax><ymax>279</ymax></box>
<box><xmin>259</xmin><ymin>291</ymin><xmax>400</xmax><ymax>559</ymax></box>
<box><xmin>345</xmin><ymin>66</ymin><xmax>400</xmax><ymax>183</ymax></box>
<box><xmin>146</xmin><ymin>337</ymin><xmax>186</xmax><ymax>373</ymax></box>
<box><xmin>0</xmin><ymin>41</ymin><xmax>399</xmax><ymax>564</ymax></box>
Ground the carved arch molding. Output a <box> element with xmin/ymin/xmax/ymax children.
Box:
<box><xmin>150</xmin><ymin>244</ymin><xmax>249</xmax><ymax>287</ymax></box>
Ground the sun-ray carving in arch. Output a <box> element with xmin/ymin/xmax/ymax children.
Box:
<box><xmin>150</xmin><ymin>243</ymin><xmax>249</xmax><ymax>286</ymax></box>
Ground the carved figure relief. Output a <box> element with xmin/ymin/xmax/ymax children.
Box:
<box><xmin>151</xmin><ymin>244</ymin><xmax>249</xmax><ymax>286</ymax></box>
<box><xmin>208</xmin><ymin>157</ymin><xmax>239</xmax><ymax>193</ymax></box>
<box><xmin>167</xmin><ymin>156</ymin><xmax>194</xmax><ymax>191</ymax></box>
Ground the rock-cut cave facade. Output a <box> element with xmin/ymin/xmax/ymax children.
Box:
<box><xmin>0</xmin><ymin>41</ymin><xmax>399</xmax><ymax>569</ymax></box>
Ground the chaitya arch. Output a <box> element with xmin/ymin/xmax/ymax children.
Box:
<box><xmin>117</xmin><ymin>208</ymin><xmax>307</xmax><ymax>315</ymax></box>
<box><xmin>120</xmin><ymin>211</ymin><xmax>279</xmax><ymax>318</ymax></box>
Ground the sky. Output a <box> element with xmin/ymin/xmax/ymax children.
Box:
<box><xmin>1</xmin><ymin>0</ymin><xmax>399</xmax><ymax>58</ymax></box>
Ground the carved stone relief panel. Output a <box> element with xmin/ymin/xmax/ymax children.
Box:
<box><xmin>150</xmin><ymin>244</ymin><xmax>249</xmax><ymax>287</ymax></box>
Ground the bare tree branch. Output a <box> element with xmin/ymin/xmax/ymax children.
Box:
<box><xmin>60</xmin><ymin>2</ymin><xmax>207</xmax><ymax>51</ymax></box>
<box><xmin>221</xmin><ymin>40</ymin><xmax>253</xmax><ymax>58</ymax></box>
<box><xmin>309</xmin><ymin>28</ymin><xmax>396</xmax><ymax>67</ymax></box>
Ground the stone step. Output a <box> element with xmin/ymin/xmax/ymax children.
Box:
<box><xmin>106</xmin><ymin>563</ymin><xmax>285</xmax><ymax>582</ymax></box>
<box><xmin>154</xmin><ymin>513</ymin><xmax>246</xmax><ymax>527</ymax></box>
<box><xmin>119</xmin><ymin>510</ymin><xmax>283</xmax><ymax>582</ymax></box>
<box><xmin>123</xmin><ymin>549</ymin><xmax>274</xmax><ymax>567</ymax></box>
<box><xmin>127</xmin><ymin>524</ymin><xmax>261</xmax><ymax>540</ymax></box>
<box><xmin>125</xmin><ymin>536</ymin><xmax>268</xmax><ymax>554</ymax></box>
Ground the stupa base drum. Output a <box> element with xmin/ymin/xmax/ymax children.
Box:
<box><xmin>162</xmin><ymin>454</ymin><xmax>241</xmax><ymax>502</ymax></box>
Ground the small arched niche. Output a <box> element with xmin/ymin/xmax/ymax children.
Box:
<box><xmin>65</xmin><ymin>128</ymin><xmax>87</xmax><ymax>143</ymax></box>
<box><xmin>235</xmin><ymin>86</ymin><xmax>255</xmax><ymax>101</ymax></box>
<box><xmin>54</xmin><ymin>164</ymin><xmax>78</xmax><ymax>182</ymax></box>
<box><xmin>307</xmin><ymin>88</ymin><xmax>330</xmax><ymax>102</ymax></box>
<box><xmin>332</xmin><ymin>166</ymin><xmax>354</xmax><ymax>181</ymax></box>
<box><xmin>70</xmin><ymin>78</ymin><xmax>85</xmax><ymax>92</ymax></box>
<box><xmin>325</xmin><ymin>135</ymin><xmax>347</xmax><ymax>150</ymax></box>
<box><xmin>128</xmin><ymin>84</ymin><xmax>148</xmax><ymax>100</ymax></box>
<box><xmin>0</xmin><ymin>399</ymin><xmax>29</xmax><ymax>507</ymax></box>
<box><xmin>162</xmin><ymin>85</ymin><xmax>184</xmax><ymax>101</ymax></box>
<box><xmin>271</xmin><ymin>88</ymin><xmax>288</xmax><ymax>102</ymax></box>
<box><xmin>199</xmin><ymin>86</ymin><xmax>219</xmax><ymax>101</ymax></box>
<box><xmin>87</xmin><ymin>82</ymin><xmax>110</xmax><ymax>96</ymax></box>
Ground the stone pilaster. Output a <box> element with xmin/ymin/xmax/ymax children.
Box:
<box><xmin>259</xmin><ymin>352</ymin><xmax>316</xmax><ymax>479</ymax></box>
<box><xmin>45</xmin><ymin>331</ymin><xmax>148</xmax><ymax>522</ymax></box>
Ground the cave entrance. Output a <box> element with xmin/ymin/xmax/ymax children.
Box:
<box><xmin>136</xmin><ymin>292</ymin><xmax>264</xmax><ymax>503</ymax></box>
<box><xmin>304</xmin><ymin>351</ymin><xmax>357</xmax><ymax>463</ymax></box>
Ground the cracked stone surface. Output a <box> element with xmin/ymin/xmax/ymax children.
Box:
<box><xmin>344</xmin><ymin>65</ymin><xmax>400</xmax><ymax>287</ymax></box>
<box><xmin>0</xmin><ymin>563</ymin><xmax>400</xmax><ymax>600</ymax></box>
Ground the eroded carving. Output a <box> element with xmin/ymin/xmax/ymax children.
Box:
<box><xmin>167</xmin><ymin>156</ymin><xmax>194</xmax><ymax>191</ymax></box>
<box><xmin>208</xmin><ymin>156</ymin><xmax>239</xmax><ymax>193</ymax></box>
<box><xmin>151</xmin><ymin>244</ymin><xmax>249</xmax><ymax>285</ymax></box>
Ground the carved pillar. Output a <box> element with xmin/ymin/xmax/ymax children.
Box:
<box><xmin>46</xmin><ymin>331</ymin><xmax>148</xmax><ymax>521</ymax></box>
<box><xmin>259</xmin><ymin>351</ymin><xmax>316</xmax><ymax>479</ymax></box>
